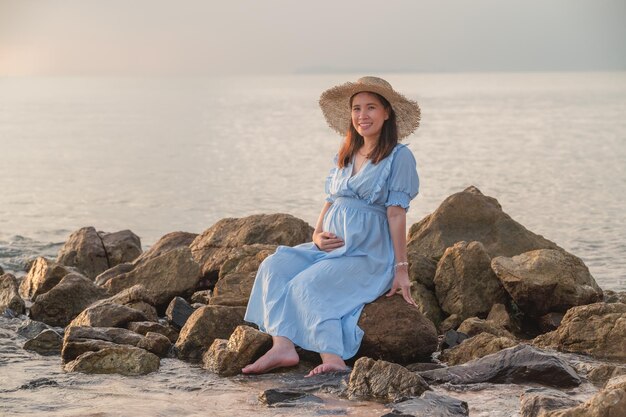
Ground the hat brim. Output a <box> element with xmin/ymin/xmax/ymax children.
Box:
<box><xmin>319</xmin><ymin>81</ymin><xmax>420</xmax><ymax>140</ymax></box>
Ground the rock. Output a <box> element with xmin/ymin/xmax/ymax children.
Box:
<box><xmin>133</xmin><ymin>231</ymin><xmax>198</xmax><ymax>266</ymax></box>
<box><xmin>64</xmin><ymin>346</ymin><xmax>159</xmax><ymax>376</ymax></box>
<box><xmin>587</xmin><ymin>364</ymin><xmax>626</xmax><ymax>387</ymax></box>
<box><xmin>16</xmin><ymin>320</ymin><xmax>52</xmax><ymax>339</ymax></box>
<box><xmin>174</xmin><ymin>305</ymin><xmax>246</xmax><ymax>362</ymax></box>
<box><xmin>407</xmin><ymin>248</ymin><xmax>437</xmax><ymax>290</ymax></box>
<box><xmin>100</xmin><ymin>284</ymin><xmax>157</xmax><ymax>306</ymax></box>
<box><xmin>419</xmin><ymin>344</ymin><xmax>580</xmax><ymax>388</ymax></box>
<box><xmin>440</xmin><ymin>330</ymin><xmax>469</xmax><ymax>350</ymax></box>
<box><xmin>487</xmin><ymin>303</ymin><xmax>520</xmax><ymax>333</ymax></box>
<box><xmin>520</xmin><ymin>388</ymin><xmax>582</xmax><ymax>417</ymax></box>
<box><xmin>538</xmin><ymin>312</ymin><xmax>565</xmax><ymax>333</ymax></box>
<box><xmin>137</xmin><ymin>332</ymin><xmax>171</xmax><ymax>358</ymax></box>
<box><xmin>191</xmin><ymin>290</ymin><xmax>211</xmax><ymax>305</ymax></box>
<box><xmin>533</xmin><ymin>302</ymin><xmax>626</xmax><ymax>360</ymax></box>
<box><xmin>102</xmin><ymin>247</ymin><xmax>202</xmax><ymax>308</ymax></box>
<box><xmin>19</xmin><ymin>257</ymin><xmax>71</xmax><ymax>300</ymax></box>
<box><xmin>165</xmin><ymin>297</ymin><xmax>195</xmax><ymax>329</ymax></box>
<box><xmin>0</xmin><ymin>265</ymin><xmax>3</xmax><ymax>275</ymax></box>
<box><xmin>210</xmin><ymin>272</ymin><xmax>256</xmax><ymax>306</ymax></box>
<box><xmin>55</xmin><ymin>227</ymin><xmax>109</xmax><ymax>279</ymax></box>
<box><xmin>407</xmin><ymin>186</ymin><xmax>559</xmax><ymax>260</ymax></box>
<box><xmin>100</xmin><ymin>230</ymin><xmax>142</xmax><ymax>267</ymax></box>
<box><xmin>126</xmin><ymin>321</ymin><xmax>179</xmax><ymax>343</ymax></box>
<box><xmin>405</xmin><ymin>363</ymin><xmax>445</xmax><ymax>372</ymax></box>
<box><xmin>30</xmin><ymin>273</ymin><xmax>108</xmax><ymax>326</ymax></box>
<box><xmin>347</xmin><ymin>357</ymin><xmax>430</xmax><ymax>403</ymax></box>
<box><xmin>258</xmin><ymin>389</ymin><xmax>322</xmax><ymax>407</ymax></box>
<box><xmin>0</xmin><ymin>273</ymin><xmax>25</xmax><ymax>314</ymax></box>
<box><xmin>190</xmin><ymin>214</ymin><xmax>312</xmax><ymax>279</ymax></box>
<box><xmin>126</xmin><ymin>301</ymin><xmax>158</xmax><ymax>322</ymax></box>
<box><xmin>439</xmin><ymin>314</ymin><xmax>463</xmax><ymax>334</ymax></box>
<box><xmin>357</xmin><ymin>295</ymin><xmax>438</xmax><ymax>363</ymax></box>
<box><xmin>218</xmin><ymin>244</ymin><xmax>277</xmax><ymax>278</ymax></box>
<box><xmin>69</xmin><ymin>303</ymin><xmax>147</xmax><ymax>329</ymax></box>
<box><xmin>439</xmin><ymin>332</ymin><xmax>518</xmax><ymax>365</ymax></box>
<box><xmin>457</xmin><ymin>317</ymin><xmax>516</xmax><ymax>339</ymax></box>
<box><xmin>434</xmin><ymin>241</ymin><xmax>507</xmax><ymax>320</ymax></box>
<box><xmin>491</xmin><ymin>249</ymin><xmax>603</xmax><ymax>317</ymax></box>
<box><xmin>410</xmin><ymin>282</ymin><xmax>444</xmax><ymax>327</ymax></box>
<box><xmin>94</xmin><ymin>263</ymin><xmax>135</xmax><ymax>286</ymax></box>
<box><xmin>23</xmin><ymin>329</ymin><xmax>63</xmax><ymax>355</ymax></box>
<box><xmin>390</xmin><ymin>392</ymin><xmax>469</xmax><ymax>417</ymax></box>
<box><xmin>541</xmin><ymin>375</ymin><xmax>626</xmax><ymax>416</ymax></box>
<box><xmin>603</xmin><ymin>290</ymin><xmax>626</xmax><ymax>304</ymax></box>
<box><xmin>202</xmin><ymin>325</ymin><xmax>272</xmax><ymax>376</ymax></box>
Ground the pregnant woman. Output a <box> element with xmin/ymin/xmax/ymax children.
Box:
<box><xmin>243</xmin><ymin>76</ymin><xmax>421</xmax><ymax>377</ymax></box>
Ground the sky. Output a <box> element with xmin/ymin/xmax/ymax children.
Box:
<box><xmin>0</xmin><ymin>0</ymin><xmax>625</xmax><ymax>76</ymax></box>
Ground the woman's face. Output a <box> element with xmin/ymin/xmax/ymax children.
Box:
<box><xmin>351</xmin><ymin>92</ymin><xmax>389</xmax><ymax>140</ymax></box>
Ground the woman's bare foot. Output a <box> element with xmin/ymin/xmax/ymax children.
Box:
<box><xmin>241</xmin><ymin>337</ymin><xmax>299</xmax><ymax>374</ymax></box>
<box><xmin>305</xmin><ymin>353</ymin><xmax>347</xmax><ymax>378</ymax></box>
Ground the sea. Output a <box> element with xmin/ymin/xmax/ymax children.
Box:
<box><xmin>0</xmin><ymin>72</ymin><xmax>625</xmax><ymax>416</ymax></box>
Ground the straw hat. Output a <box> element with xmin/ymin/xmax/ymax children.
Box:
<box><xmin>319</xmin><ymin>76</ymin><xmax>421</xmax><ymax>140</ymax></box>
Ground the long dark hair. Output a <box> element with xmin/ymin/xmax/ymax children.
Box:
<box><xmin>337</xmin><ymin>92</ymin><xmax>398</xmax><ymax>169</ymax></box>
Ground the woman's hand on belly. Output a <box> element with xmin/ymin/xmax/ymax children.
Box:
<box><xmin>313</xmin><ymin>231</ymin><xmax>345</xmax><ymax>252</ymax></box>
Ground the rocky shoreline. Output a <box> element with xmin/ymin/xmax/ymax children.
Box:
<box><xmin>1</xmin><ymin>186</ymin><xmax>625</xmax><ymax>416</ymax></box>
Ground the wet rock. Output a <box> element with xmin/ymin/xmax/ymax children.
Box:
<box><xmin>347</xmin><ymin>357</ymin><xmax>430</xmax><ymax>402</ymax></box>
<box><xmin>102</xmin><ymin>247</ymin><xmax>202</xmax><ymax>308</ymax></box>
<box><xmin>190</xmin><ymin>214</ymin><xmax>312</xmax><ymax>279</ymax></box>
<box><xmin>434</xmin><ymin>241</ymin><xmax>507</xmax><ymax>321</ymax></box>
<box><xmin>126</xmin><ymin>321</ymin><xmax>179</xmax><ymax>343</ymax></box>
<box><xmin>440</xmin><ymin>329</ymin><xmax>469</xmax><ymax>350</ymax></box>
<box><xmin>64</xmin><ymin>346</ymin><xmax>159</xmax><ymax>376</ymax></box>
<box><xmin>357</xmin><ymin>295</ymin><xmax>438</xmax><ymax>363</ymax></box>
<box><xmin>30</xmin><ymin>273</ymin><xmax>108</xmax><ymax>326</ymax></box>
<box><xmin>174</xmin><ymin>305</ymin><xmax>246</xmax><ymax>362</ymax></box>
<box><xmin>210</xmin><ymin>271</ymin><xmax>256</xmax><ymax>306</ymax></box>
<box><xmin>587</xmin><ymin>364</ymin><xmax>626</xmax><ymax>387</ymax></box>
<box><xmin>520</xmin><ymin>388</ymin><xmax>582</xmax><ymax>417</ymax></box>
<box><xmin>137</xmin><ymin>332</ymin><xmax>171</xmax><ymax>358</ymax></box>
<box><xmin>165</xmin><ymin>296</ymin><xmax>195</xmax><ymax>329</ymax></box>
<box><xmin>457</xmin><ymin>317</ymin><xmax>516</xmax><ymax>339</ymax></box>
<box><xmin>94</xmin><ymin>262</ymin><xmax>135</xmax><ymax>286</ymax></box>
<box><xmin>17</xmin><ymin>320</ymin><xmax>52</xmax><ymax>339</ymax></box>
<box><xmin>191</xmin><ymin>290</ymin><xmax>211</xmax><ymax>304</ymax></box>
<box><xmin>133</xmin><ymin>231</ymin><xmax>198</xmax><ymax>266</ymax></box>
<box><xmin>23</xmin><ymin>329</ymin><xmax>63</xmax><ymax>355</ymax></box>
<box><xmin>0</xmin><ymin>273</ymin><xmax>25</xmax><ymax>314</ymax></box>
<box><xmin>541</xmin><ymin>375</ymin><xmax>626</xmax><ymax>416</ymax></box>
<box><xmin>538</xmin><ymin>312</ymin><xmax>565</xmax><ymax>333</ymax></box>
<box><xmin>491</xmin><ymin>249</ymin><xmax>603</xmax><ymax>317</ymax></box>
<box><xmin>533</xmin><ymin>302</ymin><xmax>626</xmax><ymax>360</ymax></box>
<box><xmin>410</xmin><ymin>282</ymin><xmax>444</xmax><ymax>327</ymax></box>
<box><xmin>407</xmin><ymin>248</ymin><xmax>437</xmax><ymax>290</ymax></box>
<box><xmin>390</xmin><ymin>391</ymin><xmax>469</xmax><ymax>416</ymax></box>
<box><xmin>17</xmin><ymin>377</ymin><xmax>59</xmax><ymax>390</ymax></box>
<box><xmin>603</xmin><ymin>289</ymin><xmax>626</xmax><ymax>304</ymax></box>
<box><xmin>202</xmin><ymin>325</ymin><xmax>272</xmax><ymax>376</ymax></box>
<box><xmin>62</xmin><ymin>326</ymin><xmax>144</xmax><ymax>362</ymax></box>
<box><xmin>19</xmin><ymin>257</ymin><xmax>71</xmax><ymax>300</ymax></box>
<box><xmin>439</xmin><ymin>332</ymin><xmax>518</xmax><ymax>365</ymax></box>
<box><xmin>419</xmin><ymin>345</ymin><xmax>580</xmax><ymax>387</ymax></box>
<box><xmin>258</xmin><ymin>389</ymin><xmax>322</xmax><ymax>407</ymax></box>
<box><xmin>407</xmin><ymin>186</ymin><xmax>559</xmax><ymax>260</ymax></box>
<box><xmin>55</xmin><ymin>227</ymin><xmax>108</xmax><ymax>280</ymax></box>
<box><xmin>69</xmin><ymin>303</ymin><xmax>147</xmax><ymax>329</ymax></box>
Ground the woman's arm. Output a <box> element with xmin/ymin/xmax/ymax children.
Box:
<box><xmin>312</xmin><ymin>201</ymin><xmax>344</xmax><ymax>252</ymax></box>
<box><xmin>386</xmin><ymin>206</ymin><xmax>417</xmax><ymax>306</ymax></box>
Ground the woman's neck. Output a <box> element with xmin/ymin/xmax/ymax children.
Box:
<box><xmin>361</xmin><ymin>136</ymin><xmax>379</xmax><ymax>153</ymax></box>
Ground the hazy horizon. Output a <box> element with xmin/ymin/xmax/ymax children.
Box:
<box><xmin>1</xmin><ymin>0</ymin><xmax>625</xmax><ymax>77</ymax></box>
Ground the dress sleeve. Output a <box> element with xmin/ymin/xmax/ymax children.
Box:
<box><xmin>385</xmin><ymin>146</ymin><xmax>420</xmax><ymax>210</ymax></box>
<box><xmin>325</xmin><ymin>154</ymin><xmax>339</xmax><ymax>203</ymax></box>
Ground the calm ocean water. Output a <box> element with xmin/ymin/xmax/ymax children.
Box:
<box><xmin>1</xmin><ymin>72</ymin><xmax>625</xmax><ymax>292</ymax></box>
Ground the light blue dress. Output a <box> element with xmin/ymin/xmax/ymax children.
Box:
<box><xmin>244</xmin><ymin>143</ymin><xmax>420</xmax><ymax>359</ymax></box>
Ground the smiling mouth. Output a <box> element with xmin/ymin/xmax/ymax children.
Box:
<box><xmin>359</xmin><ymin>123</ymin><xmax>372</xmax><ymax>129</ymax></box>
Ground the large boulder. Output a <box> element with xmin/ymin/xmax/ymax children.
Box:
<box><xmin>102</xmin><ymin>247</ymin><xmax>202</xmax><ymax>308</ymax></box>
<box><xmin>134</xmin><ymin>231</ymin><xmax>198</xmax><ymax>266</ymax></box>
<box><xmin>439</xmin><ymin>332</ymin><xmax>518</xmax><ymax>365</ymax></box>
<box><xmin>491</xmin><ymin>249</ymin><xmax>603</xmax><ymax>317</ymax></box>
<box><xmin>190</xmin><ymin>214</ymin><xmax>312</xmax><ymax>278</ymax></box>
<box><xmin>174</xmin><ymin>305</ymin><xmax>246</xmax><ymax>362</ymax></box>
<box><xmin>419</xmin><ymin>344</ymin><xmax>580</xmax><ymax>388</ymax></box>
<box><xmin>434</xmin><ymin>241</ymin><xmax>508</xmax><ymax>320</ymax></box>
<box><xmin>357</xmin><ymin>295</ymin><xmax>438</xmax><ymax>363</ymax></box>
<box><xmin>407</xmin><ymin>248</ymin><xmax>437</xmax><ymax>290</ymax></box>
<box><xmin>30</xmin><ymin>273</ymin><xmax>108</xmax><ymax>326</ymax></box>
<box><xmin>94</xmin><ymin>263</ymin><xmax>135</xmax><ymax>286</ymax></box>
<box><xmin>0</xmin><ymin>273</ymin><xmax>25</xmax><ymax>314</ymax></box>
<box><xmin>407</xmin><ymin>186</ymin><xmax>559</xmax><ymax>260</ymax></box>
<box><xmin>69</xmin><ymin>303</ymin><xmax>147</xmax><ymax>329</ymax></box>
<box><xmin>19</xmin><ymin>257</ymin><xmax>72</xmax><ymax>300</ymax></box>
<box><xmin>347</xmin><ymin>357</ymin><xmax>430</xmax><ymax>402</ymax></box>
<box><xmin>64</xmin><ymin>346</ymin><xmax>159</xmax><ymax>376</ymax></box>
<box><xmin>410</xmin><ymin>282</ymin><xmax>444</xmax><ymax>327</ymax></box>
<box><xmin>202</xmin><ymin>325</ymin><xmax>272</xmax><ymax>376</ymax></box>
<box><xmin>23</xmin><ymin>329</ymin><xmax>64</xmax><ymax>355</ymax></box>
<box><xmin>533</xmin><ymin>302</ymin><xmax>626</xmax><ymax>361</ymax></box>
<box><xmin>100</xmin><ymin>230</ymin><xmax>142</xmax><ymax>266</ymax></box>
